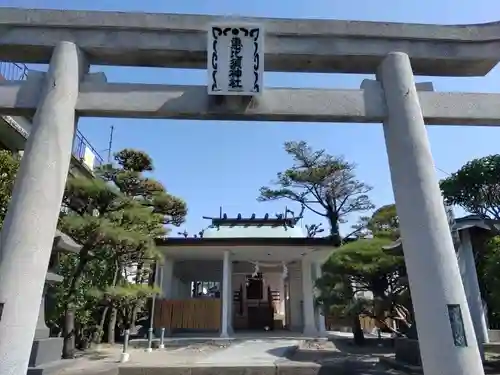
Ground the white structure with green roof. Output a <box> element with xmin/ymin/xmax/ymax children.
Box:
<box><xmin>156</xmin><ymin>211</ymin><xmax>333</xmax><ymax>337</ymax></box>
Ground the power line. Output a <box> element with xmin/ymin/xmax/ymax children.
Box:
<box><xmin>436</xmin><ymin>166</ymin><xmax>451</xmax><ymax>176</ymax></box>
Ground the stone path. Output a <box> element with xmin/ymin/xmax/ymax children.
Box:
<box><xmin>196</xmin><ymin>339</ymin><xmax>299</xmax><ymax>365</ymax></box>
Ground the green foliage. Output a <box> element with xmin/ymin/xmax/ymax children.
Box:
<box><xmin>320</xmin><ymin>238</ymin><xmax>405</xmax><ymax>299</ymax></box>
<box><xmin>440</xmin><ymin>154</ymin><xmax>500</xmax><ymax>219</ymax></box>
<box><xmin>316</xmin><ymin>207</ymin><xmax>412</xmax><ymax>337</ymax></box>
<box><xmin>89</xmin><ymin>283</ymin><xmax>160</xmax><ymax>329</ymax></box>
<box><xmin>0</xmin><ymin>150</ymin><xmax>20</xmax><ymax>227</ymax></box>
<box><xmin>113</xmin><ymin>148</ymin><xmax>154</xmax><ymax>172</ymax></box>
<box><xmin>479</xmin><ymin>235</ymin><xmax>500</xmax><ymax>324</ymax></box>
<box><xmin>258</xmin><ymin>141</ymin><xmax>374</xmax><ymax>241</ymax></box>
<box><xmin>440</xmin><ymin>155</ymin><xmax>500</xmax><ymax>326</ymax></box>
<box><xmin>46</xmin><ymin>251</ymin><xmax>115</xmax><ymax>333</ymax></box>
<box><xmin>368</xmin><ymin>204</ymin><xmax>399</xmax><ymax>240</ymax></box>
<box><xmin>54</xmin><ymin>148</ymin><xmax>187</xmax><ymax>356</ymax></box>
<box><xmin>97</xmin><ymin>149</ymin><xmax>187</xmax><ymax>227</ymax></box>
<box><xmin>350</xmin><ymin>204</ymin><xmax>399</xmax><ymax>240</ymax></box>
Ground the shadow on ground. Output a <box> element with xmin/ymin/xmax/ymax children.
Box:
<box><xmin>266</xmin><ymin>336</ymin><xmax>404</xmax><ymax>374</ymax></box>
<box><xmin>76</xmin><ymin>349</ymin><xmax>115</xmax><ymax>362</ymax></box>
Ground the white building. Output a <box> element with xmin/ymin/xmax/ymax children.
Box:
<box><xmin>153</xmin><ymin>212</ymin><xmax>333</xmax><ymax>336</ymax></box>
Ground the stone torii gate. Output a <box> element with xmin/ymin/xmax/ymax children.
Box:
<box><xmin>0</xmin><ymin>8</ymin><xmax>499</xmax><ymax>375</ymax></box>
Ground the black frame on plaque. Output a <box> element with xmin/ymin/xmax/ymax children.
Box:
<box><xmin>210</xmin><ymin>26</ymin><xmax>261</xmax><ymax>93</ymax></box>
<box><xmin>447</xmin><ymin>304</ymin><xmax>468</xmax><ymax>347</ymax></box>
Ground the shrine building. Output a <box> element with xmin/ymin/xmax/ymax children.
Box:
<box><xmin>154</xmin><ymin>210</ymin><xmax>334</xmax><ymax>337</ymax></box>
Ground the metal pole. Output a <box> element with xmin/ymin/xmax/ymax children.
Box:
<box><xmin>146</xmin><ymin>325</ymin><xmax>154</xmax><ymax>352</ymax></box>
<box><xmin>120</xmin><ymin>329</ymin><xmax>130</xmax><ymax>363</ymax></box>
<box><xmin>146</xmin><ymin>261</ymin><xmax>158</xmax><ymax>352</ymax></box>
<box><xmin>107</xmin><ymin>125</ymin><xmax>114</xmax><ymax>163</ymax></box>
<box><xmin>159</xmin><ymin>327</ymin><xmax>165</xmax><ymax>349</ymax></box>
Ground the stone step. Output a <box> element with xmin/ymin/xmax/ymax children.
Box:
<box><xmin>117</xmin><ymin>363</ymin><xmax>397</xmax><ymax>375</ymax></box>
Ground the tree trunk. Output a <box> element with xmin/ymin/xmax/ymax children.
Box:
<box><xmin>107</xmin><ymin>308</ymin><xmax>118</xmax><ymax>344</ymax></box>
<box><xmin>352</xmin><ymin>315</ymin><xmax>365</xmax><ymax>346</ymax></box>
<box><xmin>326</xmin><ymin>215</ymin><xmax>342</xmax><ymax>246</ymax></box>
<box><xmin>148</xmin><ymin>262</ymin><xmax>156</xmax><ymax>287</ymax></box>
<box><xmin>61</xmin><ymin>249</ymin><xmax>90</xmax><ymax>357</ymax></box>
<box><xmin>135</xmin><ymin>262</ymin><xmax>144</xmax><ymax>284</ymax></box>
<box><xmin>121</xmin><ymin>307</ymin><xmax>131</xmax><ymax>330</ymax></box>
<box><xmin>103</xmin><ymin>259</ymin><xmax>121</xmax><ymax>343</ymax></box>
<box><xmin>129</xmin><ymin>305</ymin><xmax>140</xmax><ymax>334</ymax></box>
<box><xmin>93</xmin><ymin>306</ymin><xmax>109</xmax><ymax>344</ymax></box>
<box><xmin>62</xmin><ymin>308</ymin><xmax>76</xmax><ymax>358</ymax></box>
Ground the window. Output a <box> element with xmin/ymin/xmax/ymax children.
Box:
<box><xmin>191</xmin><ymin>281</ymin><xmax>220</xmax><ymax>298</ymax></box>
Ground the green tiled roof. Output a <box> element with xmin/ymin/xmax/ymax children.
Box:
<box><xmin>203</xmin><ymin>224</ymin><xmax>305</xmax><ymax>238</ymax></box>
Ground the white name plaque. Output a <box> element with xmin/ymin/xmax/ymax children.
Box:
<box><xmin>207</xmin><ymin>24</ymin><xmax>264</xmax><ymax>96</ymax></box>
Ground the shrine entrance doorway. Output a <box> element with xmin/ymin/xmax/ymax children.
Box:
<box><xmin>235</xmin><ymin>273</ymin><xmax>277</xmax><ymax>332</ymax></box>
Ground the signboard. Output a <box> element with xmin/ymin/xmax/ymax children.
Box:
<box><xmin>207</xmin><ymin>24</ymin><xmax>264</xmax><ymax>96</ymax></box>
<box><xmin>83</xmin><ymin>146</ymin><xmax>96</xmax><ymax>171</ymax></box>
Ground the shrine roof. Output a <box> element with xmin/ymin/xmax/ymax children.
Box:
<box><xmin>453</xmin><ymin>214</ymin><xmax>500</xmax><ymax>231</ymax></box>
<box><xmin>382</xmin><ymin>215</ymin><xmax>500</xmax><ymax>252</ymax></box>
<box><xmin>155</xmin><ymin>236</ymin><xmax>335</xmax><ymax>248</ymax></box>
<box><xmin>203</xmin><ymin>211</ymin><xmax>306</xmax><ymax>238</ymax></box>
<box><xmin>203</xmin><ymin>223</ymin><xmax>305</xmax><ymax>240</ymax></box>
<box><xmin>156</xmin><ymin>211</ymin><xmax>336</xmax><ymax>248</ymax></box>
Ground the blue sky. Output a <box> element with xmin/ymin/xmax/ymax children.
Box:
<box><xmin>3</xmin><ymin>0</ymin><xmax>500</xmax><ymax>236</ymax></box>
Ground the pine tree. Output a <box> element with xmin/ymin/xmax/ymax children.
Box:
<box><xmin>0</xmin><ymin>150</ymin><xmax>20</xmax><ymax>228</ymax></box>
<box><xmin>259</xmin><ymin>141</ymin><xmax>374</xmax><ymax>244</ymax></box>
<box><xmin>55</xmin><ymin>149</ymin><xmax>186</xmax><ymax>357</ymax></box>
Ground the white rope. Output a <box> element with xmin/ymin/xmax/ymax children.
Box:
<box><xmin>249</xmin><ymin>261</ymin><xmax>279</xmax><ymax>268</ymax></box>
<box><xmin>248</xmin><ymin>260</ymin><xmax>288</xmax><ymax>279</ymax></box>
<box><xmin>282</xmin><ymin>262</ymin><xmax>288</xmax><ymax>280</ymax></box>
<box><xmin>252</xmin><ymin>261</ymin><xmax>260</xmax><ymax>277</ymax></box>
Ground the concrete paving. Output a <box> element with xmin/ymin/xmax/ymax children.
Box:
<box><xmin>195</xmin><ymin>339</ymin><xmax>299</xmax><ymax>365</ymax></box>
<box><xmin>48</xmin><ymin>336</ymin><xmax>408</xmax><ymax>375</ymax></box>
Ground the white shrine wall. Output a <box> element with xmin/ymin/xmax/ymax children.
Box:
<box><xmin>287</xmin><ymin>261</ymin><xmax>304</xmax><ymax>331</ymax></box>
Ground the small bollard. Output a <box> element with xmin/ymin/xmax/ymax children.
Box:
<box><xmin>145</xmin><ymin>327</ymin><xmax>153</xmax><ymax>352</ymax></box>
<box><xmin>159</xmin><ymin>328</ymin><xmax>165</xmax><ymax>349</ymax></box>
<box><xmin>120</xmin><ymin>329</ymin><xmax>130</xmax><ymax>363</ymax></box>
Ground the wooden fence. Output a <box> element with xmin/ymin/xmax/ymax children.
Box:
<box><xmin>154</xmin><ymin>299</ymin><xmax>221</xmax><ymax>331</ymax></box>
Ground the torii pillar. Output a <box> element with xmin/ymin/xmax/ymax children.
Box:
<box><xmin>0</xmin><ymin>42</ymin><xmax>87</xmax><ymax>375</ymax></box>
<box><xmin>378</xmin><ymin>52</ymin><xmax>484</xmax><ymax>375</ymax></box>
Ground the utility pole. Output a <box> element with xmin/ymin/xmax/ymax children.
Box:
<box><xmin>107</xmin><ymin>125</ymin><xmax>114</xmax><ymax>163</ymax></box>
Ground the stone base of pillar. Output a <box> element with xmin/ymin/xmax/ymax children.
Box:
<box><xmin>34</xmin><ymin>326</ymin><xmax>50</xmax><ymax>340</ymax></box>
<box><xmin>317</xmin><ymin>329</ymin><xmax>328</xmax><ymax>338</ymax></box>
<box><xmin>28</xmin><ymin>337</ymin><xmax>64</xmax><ymax>368</ymax></box>
<box><xmin>302</xmin><ymin>326</ymin><xmax>319</xmax><ymax>337</ymax></box>
<box><xmin>220</xmin><ymin>326</ymin><xmax>233</xmax><ymax>338</ymax></box>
